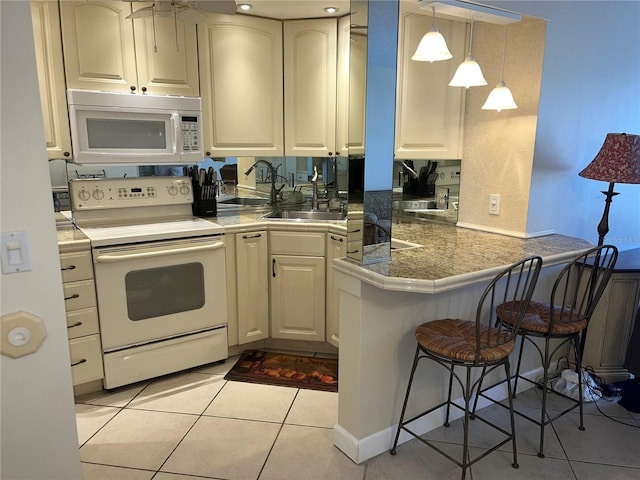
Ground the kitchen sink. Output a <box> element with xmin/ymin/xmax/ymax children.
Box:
<box><xmin>263</xmin><ymin>210</ymin><xmax>347</xmax><ymax>221</ymax></box>
<box><xmin>217</xmin><ymin>197</ymin><xmax>270</xmax><ymax>207</ymax></box>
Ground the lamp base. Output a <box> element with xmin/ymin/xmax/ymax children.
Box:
<box><xmin>597</xmin><ymin>182</ymin><xmax>619</xmax><ymax>246</ymax></box>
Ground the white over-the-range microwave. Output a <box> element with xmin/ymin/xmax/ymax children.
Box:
<box><xmin>67</xmin><ymin>89</ymin><xmax>203</xmax><ymax>165</ymax></box>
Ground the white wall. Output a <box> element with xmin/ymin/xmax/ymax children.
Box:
<box><xmin>0</xmin><ymin>2</ymin><xmax>82</xmax><ymax>479</ymax></box>
<box><xmin>487</xmin><ymin>0</ymin><xmax>640</xmax><ymax>249</ymax></box>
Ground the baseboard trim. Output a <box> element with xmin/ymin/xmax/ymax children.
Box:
<box><xmin>333</xmin><ymin>366</ymin><xmax>545</xmax><ymax>463</ymax></box>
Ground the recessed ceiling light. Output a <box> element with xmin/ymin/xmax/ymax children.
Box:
<box><xmin>238</xmin><ymin>4</ymin><xmax>252</xmax><ymax>11</ymax></box>
<box><xmin>324</xmin><ymin>6</ymin><xmax>339</xmax><ymax>14</ymax></box>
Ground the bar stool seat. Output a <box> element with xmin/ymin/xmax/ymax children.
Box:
<box><xmin>497</xmin><ymin>301</ymin><xmax>587</xmax><ymax>335</ymax></box>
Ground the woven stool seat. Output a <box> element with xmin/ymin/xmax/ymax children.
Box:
<box><xmin>416</xmin><ymin>319</ymin><xmax>515</xmax><ymax>363</ymax></box>
<box><xmin>497</xmin><ymin>301</ymin><xmax>587</xmax><ymax>336</ymax></box>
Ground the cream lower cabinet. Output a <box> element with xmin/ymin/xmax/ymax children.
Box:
<box><xmin>326</xmin><ymin>233</ymin><xmax>346</xmax><ymax>347</ymax></box>
<box><xmin>283</xmin><ymin>18</ymin><xmax>337</xmax><ymax>157</ymax></box>
<box><xmin>395</xmin><ymin>9</ymin><xmax>467</xmax><ymax>160</ymax></box>
<box><xmin>31</xmin><ymin>0</ymin><xmax>72</xmax><ymax>160</ymax></box>
<box><xmin>270</xmin><ymin>231</ymin><xmax>326</xmax><ymax>342</ymax></box>
<box><xmin>59</xmin><ymin>246</ymin><xmax>104</xmax><ymax>386</ymax></box>
<box><xmin>236</xmin><ymin>231</ymin><xmax>270</xmax><ymax>344</ymax></box>
<box><xmin>199</xmin><ymin>14</ymin><xmax>283</xmax><ymax>157</ymax></box>
<box><xmin>59</xmin><ymin>0</ymin><xmax>199</xmax><ymax>95</ymax></box>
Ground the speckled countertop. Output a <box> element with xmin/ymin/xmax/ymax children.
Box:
<box><xmin>212</xmin><ymin>207</ymin><xmax>592</xmax><ymax>293</ymax></box>
<box><xmin>56</xmin><ymin>212</ymin><xmax>90</xmax><ymax>253</ymax></box>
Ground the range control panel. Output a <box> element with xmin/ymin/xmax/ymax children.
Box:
<box><xmin>69</xmin><ymin>176</ymin><xmax>193</xmax><ymax>211</ymax></box>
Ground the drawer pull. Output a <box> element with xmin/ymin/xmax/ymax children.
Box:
<box><xmin>61</xmin><ymin>265</ymin><xmax>77</xmax><ymax>271</ymax></box>
<box><xmin>67</xmin><ymin>321</ymin><xmax>83</xmax><ymax>329</ymax></box>
<box><xmin>65</xmin><ymin>293</ymin><xmax>80</xmax><ymax>301</ymax></box>
<box><xmin>71</xmin><ymin>358</ymin><xmax>87</xmax><ymax>367</ymax></box>
<box><xmin>242</xmin><ymin>233</ymin><xmax>262</xmax><ymax>239</ymax></box>
<box><xmin>330</xmin><ymin>235</ymin><xmax>344</xmax><ymax>242</ymax></box>
<box><xmin>347</xmin><ymin>249</ymin><xmax>360</xmax><ymax>254</ymax></box>
<box><xmin>349</xmin><ymin>229</ymin><xmax>361</xmax><ymax>234</ymax></box>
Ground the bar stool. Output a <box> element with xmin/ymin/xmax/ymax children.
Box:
<box><xmin>476</xmin><ymin>244</ymin><xmax>618</xmax><ymax>458</ymax></box>
<box><xmin>390</xmin><ymin>256</ymin><xmax>542</xmax><ymax>480</ymax></box>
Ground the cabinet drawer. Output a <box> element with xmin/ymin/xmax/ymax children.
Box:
<box><xmin>60</xmin><ymin>251</ymin><xmax>93</xmax><ymax>282</ymax></box>
<box><xmin>63</xmin><ymin>279</ymin><xmax>97</xmax><ymax>311</ymax></box>
<box><xmin>270</xmin><ymin>231</ymin><xmax>325</xmax><ymax>256</ymax></box>
<box><xmin>69</xmin><ymin>334</ymin><xmax>104</xmax><ymax>386</ymax></box>
<box><xmin>66</xmin><ymin>307</ymin><xmax>100</xmax><ymax>340</ymax></box>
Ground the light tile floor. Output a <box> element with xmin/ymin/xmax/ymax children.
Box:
<box><xmin>76</xmin><ymin>354</ymin><xmax>640</xmax><ymax>480</ymax></box>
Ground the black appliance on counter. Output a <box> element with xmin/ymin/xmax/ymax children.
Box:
<box><xmin>403</xmin><ymin>160</ymin><xmax>438</xmax><ymax>196</ymax></box>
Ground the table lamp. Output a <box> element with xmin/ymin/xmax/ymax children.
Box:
<box><xmin>578</xmin><ymin>133</ymin><xmax>640</xmax><ymax>245</ymax></box>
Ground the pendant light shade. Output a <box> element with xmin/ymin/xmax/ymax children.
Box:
<box><xmin>482</xmin><ymin>24</ymin><xmax>517</xmax><ymax>111</ymax></box>
<box><xmin>481</xmin><ymin>81</ymin><xmax>517</xmax><ymax>111</ymax></box>
<box><xmin>411</xmin><ymin>6</ymin><xmax>452</xmax><ymax>62</ymax></box>
<box><xmin>449</xmin><ymin>18</ymin><xmax>487</xmax><ymax>88</ymax></box>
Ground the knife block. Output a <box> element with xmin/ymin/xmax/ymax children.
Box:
<box><xmin>193</xmin><ymin>199</ymin><xmax>217</xmax><ymax>217</ymax></box>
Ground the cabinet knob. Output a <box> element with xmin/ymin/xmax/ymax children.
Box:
<box><xmin>205</xmin><ymin>151</ymin><xmax>211</xmax><ymax>157</ymax></box>
<box><xmin>130</xmin><ymin>85</ymin><xmax>136</xmax><ymax>92</ymax></box>
<box><xmin>328</xmin><ymin>152</ymin><xmax>333</xmax><ymax>156</ymax></box>
<box><xmin>141</xmin><ymin>86</ymin><xmax>147</xmax><ymax>93</ymax></box>
<box><xmin>63</xmin><ymin>151</ymin><xmax>70</xmax><ymax>157</ymax></box>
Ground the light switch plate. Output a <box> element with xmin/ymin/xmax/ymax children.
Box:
<box><xmin>1</xmin><ymin>231</ymin><xmax>32</xmax><ymax>274</ymax></box>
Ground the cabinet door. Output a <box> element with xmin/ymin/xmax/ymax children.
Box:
<box><xmin>271</xmin><ymin>255</ymin><xmax>325</xmax><ymax>342</ymax></box>
<box><xmin>346</xmin><ymin>32</ymin><xmax>367</xmax><ymax>157</ymax></box>
<box><xmin>395</xmin><ymin>12</ymin><xmax>466</xmax><ymax>159</ymax></box>
<box><xmin>60</xmin><ymin>0</ymin><xmax>138</xmax><ymax>93</ymax></box>
<box><xmin>236</xmin><ymin>231</ymin><xmax>269</xmax><ymax>344</ymax></box>
<box><xmin>199</xmin><ymin>14</ymin><xmax>283</xmax><ymax>157</ymax></box>
<box><xmin>284</xmin><ymin>19</ymin><xmax>337</xmax><ymax>157</ymax></box>
<box><xmin>132</xmin><ymin>2</ymin><xmax>199</xmax><ymax>96</ymax></box>
<box><xmin>326</xmin><ymin>234</ymin><xmax>346</xmax><ymax>347</ymax></box>
<box><xmin>335</xmin><ymin>15</ymin><xmax>350</xmax><ymax>158</ymax></box>
<box><xmin>31</xmin><ymin>1</ymin><xmax>72</xmax><ymax>160</ymax></box>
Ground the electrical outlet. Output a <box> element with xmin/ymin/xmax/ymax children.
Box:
<box><xmin>489</xmin><ymin>194</ymin><xmax>501</xmax><ymax>215</ymax></box>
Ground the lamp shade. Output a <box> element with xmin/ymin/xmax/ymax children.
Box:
<box><xmin>449</xmin><ymin>55</ymin><xmax>488</xmax><ymax>88</ymax></box>
<box><xmin>411</xmin><ymin>29</ymin><xmax>453</xmax><ymax>62</ymax></box>
<box><xmin>579</xmin><ymin>133</ymin><xmax>640</xmax><ymax>184</ymax></box>
<box><xmin>481</xmin><ymin>81</ymin><xmax>518</xmax><ymax>111</ymax></box>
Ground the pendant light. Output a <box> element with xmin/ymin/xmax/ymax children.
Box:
<box><xmin>411</xmin><ymin>6</ymin><xmax>453</xmax><ymax>62</ymax></box>
<box><xmin>482</xmin><ymin>24</ymin><xmax>517</xmax><ymax>111</ymax></box>
<box><xmin>449</xmin><ymin>18</ymin><xmax>487</xmax><ymax>88</ymax></box>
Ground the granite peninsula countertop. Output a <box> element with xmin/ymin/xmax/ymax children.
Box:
<box><xmin>212</xmin><ymin>206</ymin><xmax>593</xmax><ymax>294</ymax></box>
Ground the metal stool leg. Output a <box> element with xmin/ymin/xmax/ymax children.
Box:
<box><xmin>391</xmin><ymin>346</ymin><xmax>421</xmax><ymax>454</ymax></box>
<box><xmin>504</xmin><ymin>359</ymin><xmax>519</xmax><ymax>469</ymax></box>
<box><xmin>461</xmin><ymin>366</ymin><xmax>472</xmax><ymax>480</ymax></box>
<box><xmin>574</xmin><ymin>334</ymin><xmax>586</xmax><ymax>431</ymax></box>
<box><xmin>512</xmin><ymin>333</ymin><xmax>527</xmax><ymax>397</ymax></box>
<box><xmin>444</xmin><ymin>363</ymin><xmax>456</xmax><ymax>427</ymax></box>
<box><xmin>538</xmin><ymin>338</ymin><xmax>551</xmax><ymax>458</ymax></box>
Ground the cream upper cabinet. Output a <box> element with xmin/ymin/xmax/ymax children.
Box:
<box><xmin>395</xmin><ymin>10</ymin><xmax>467</xmax><ymax>160</ymax></box>
<box><xmin>335</xmin><ymin>15</ymin><xmax>350</xmax><ymax>158</ymax></box>
<box><xmin>198</xmin><ymin>14</ymin><xmax>284</xmax><ymax>157</ymax></box>
<box><xmin>60</xmin><ymin>0</ymin><xmax>198</xmax><ymax>95</ymax></box>
<box><xmin>235</xmin><ymin>231</ymin><xmax>269</xmax><ymax>344</ymax></box>
<box><xmin>347</xmin><ymin>32</ymin><xmax>367</xmax><ymax>156</ymax></box>
<box><xmin>284</xmin><ymin>18</ymin><xmax>337</xmax><ymax>157</ymax></box>
<box><xmin>31</xmin><ymin>1</ymin><xmax>72</xmax><ymax>160</ymax></box>
<box><xmin>326</xmin><ymin>233</ymin><xmax>346</xmax><ymax>348</ymax></box>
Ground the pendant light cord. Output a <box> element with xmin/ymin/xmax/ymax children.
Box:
<box><xmin>500</xmin><ymin>24</ymin><xmax>507</xmax><ymax>81</ymax></box>
<box><xmin>468</xmin><ymin>17</ymin><xmax>475</xmax><ymax>57</ymax></box>
<box><xmin>431</xmin><ymin>6</ymin><xmax>438</xmax><ymax>31</ymax></box>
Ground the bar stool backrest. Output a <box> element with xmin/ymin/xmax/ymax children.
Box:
<box><xmin>548</xmin><ymin>245</ymin><xmax>618</xmax><ymax>338</ymax></box>
<box><xmin>473</xmin><ymin>256</ymin><xmax>543</xmax><ymax>363</ymax></box>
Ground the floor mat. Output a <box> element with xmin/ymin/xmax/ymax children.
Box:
<box><xmin>224</xmin><ymin>350</ymin><xmax>338</xmax><ymax>392</ymax></box>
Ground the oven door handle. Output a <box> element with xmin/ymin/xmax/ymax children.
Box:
<box><xmin>94</xmin><ymin>241</ymin><xmax>224</xmax><ymax>263</ymax></box>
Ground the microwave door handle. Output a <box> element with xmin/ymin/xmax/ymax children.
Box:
<box><xmin>171</xmin><ymin>113</ymin><xmax>180</xmax><ymax>153</ymax></box>
<box><xmin>94</xmin><ymin>241</ymin><xmax>224</xmax><ymax>263</ymax></box>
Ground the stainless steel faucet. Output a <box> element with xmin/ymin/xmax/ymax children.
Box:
<box><xmin>311</xmin><ymin>165</ymin><xmax>320</xmax><ymax>210</ymax></box>
<box><xmin>244</xmin><ymin>160</ymin><xmax>283</xmax><ymax>205</ymax></box>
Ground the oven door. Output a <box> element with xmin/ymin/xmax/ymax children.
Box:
<box><xmin>93</xmin><ymin>236</ymin><xmax>227</xmax><ymax>351</ymax></box>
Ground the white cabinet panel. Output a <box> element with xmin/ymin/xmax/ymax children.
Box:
<box><xmin>199</xmin><ymin>14</ymin><xmax>283</xmax><ymax>156</ymax></box>
<box><xmin>326</xmin><ymin>233</ymin><xmax>346</xmax><ymax>347</ymax></box>
<box><xmin>236</xmin><ymin>231</ymin><xmax>269</xmax><ymax>344</ymax></box>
